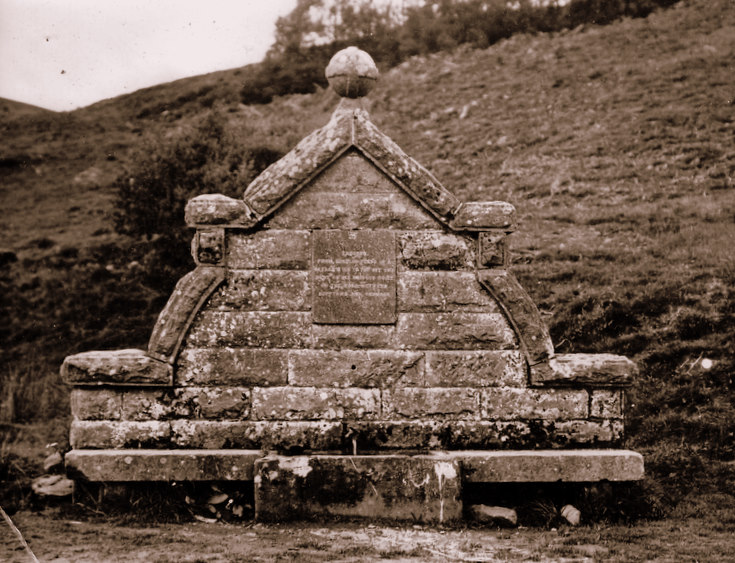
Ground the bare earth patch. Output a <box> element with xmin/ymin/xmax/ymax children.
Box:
<box><xmin>2</xmin><ymin>510</ymin><xmax>735</xmax><ymax>562</ymax></box>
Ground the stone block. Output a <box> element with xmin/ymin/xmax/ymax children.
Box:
<box><xmin>196</xmin><ymin>387</ymin><xmax>250</xmax><ymax>419</ymax></box>
<box><xmin>122</xmin><ymin>387</ymin><xmax>250</xmax><ymax>421</ymax></box>
<box><xmin>395</xmin><ymin>312</ymin><xmax>517</xmax><ymax>350</ymax></box>
<box><xmin>345</xmin><ymin>421</ymin><xmax>445</xmax><ymax>451</ymax></box>
<box><xmin>590</xmin><ymin>390</ymin><xmax>623</xmax><ymax>418</ymax></box>
<box><xmin>288</xmin><ymin>350</ymin><xmax>424</xmax><ymax>388</ymax></box>
<box><xmin>264</xmin><ymin>190</ymin><xmax>439</xmax><ymax>230</ymax></box>
<box><xmin>451</xmin><ymin>201</ymin><xmax>517</xmax><ymax>230</ymax></box>
<box><xmin>383</xmin><ymin>388</ymin><xmax>480</xmax><ymax>420</ymax></box>
<box><xmin>398</xmin><ymin>231</ymin><xmax>474</xmax><ymax>270</ymax></box>
<box><xmin>193</xmin><ymin>229</ymin><xmax>225</xmax><ymax>265</ymax></box>
<box><xmin>176</xmin><ymin>348</ymin><xmax>288</xmax><ymax>386</ymax></box>
<box><xmin>185</xmin><ymin>194</ymin><xmax>256</xmax><ymax>226</ymax></box>
<box><xmin>478</xmin><ymin>231</ymin><xmax>509</xmax><ymax>268</ymax></box>
<box><xmin>254</xmin><ymin>454</ymin><xmax>462</xmax><ymax>524</ymax></box>
<box><xmin>481</xmin><ymin>388</ymin><xmax>588</xmax><ymax>420</ymax></box>
<box><xmin>69</xmin><ymin>420</ymin><xmax>171</xmax><ymax>449</ymax></box>
<box><xmin>468</xmin><ymin>505</ymin><xmax>517</xmax><ymax>526</ymax></box>
<box><xmin>227</xmin><ymin>230</ymin><xmax>310</xmax><ymax>270</ymax></box>
<box><xmin>61</xmin><ymin>349</ymin><xmax>172</xmax><ymax>386</ymax></box>
<box><xmin>252</xmin><ymin>387</ymin><xmax>380</xmax><ymax>420</ymax></box>
<box><xmin>185</xmin><ymin>311</ymin><xmax>311</xmax><ymax>348</ymax></box>
<box><xmin>456</xmin><ymin>450</ymin><xmax>644</xmax><ymax>482</ymax></box>
<box><xmin>170</xmin><ymin>420</ymin><xmax>343</xmax><ymax>451</ymax></box>
<box><xmin>66</xmin><ymin>449</ymin><xmax>261</xmax><ymax>482</ymax></box>
<box><xmin>346</xmin><ymin>419</ymin><xmax>622</xmax><ymax>451</ymax></box>
<box><xmin>311</xmin><ymin>324</ymin><xmax>394</xmax><ymax>349</ymax></box>
<box><xmin>309</xmin><ymin>152</ymin><xmax>394</xmax><ymax>193</ymax></box>
<box><xmin>207</xmin><ymin>270</ymin><xmax>310</xmax><ymax>311</ymax></box>
<box><xmin>540</xmin><ymin>354</ymin><xmax>638</xmax><ymax>387</ymax></box>
<box><xmin>422</xmin><ymin>351</ymin><xmax>526</xmax><ymax>387</ymax></box>
<box><xmin>70</xmin><ymin>389</ymin><xmax>122</xmax><ymax>421</ymax></box>
<box><xmin>397</xmin><ymin>271</ymin><xmax>500</xmax><ymax>313</ymax></box>
<box><xmin>555</xmin><ymin>419</ymin><xmax>624</xmax><ymax>446</ymax></box>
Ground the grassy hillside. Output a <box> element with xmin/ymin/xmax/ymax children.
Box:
<box><xmin>1</xmin><ymin>0</ymin><xmax>733</xmax><ymax>519</ymax></box>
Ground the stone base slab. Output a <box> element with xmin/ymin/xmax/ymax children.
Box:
<box><xmin>254</xmin><ymin>454</ymin><xmax>462</xmax><ymax>524</ymax></box>
<box><xmin>65</xmin><ymin>449</ymin><xmax>261</xmax><ymax>481</ymax></box>
<box><xmin>66</xmin><ymin>449</ymin><xmax>643</xmax><ymax>484</ymax></box>
<box><xmin>456</xmin><ymin>450</ymin><xmax>644</xmax><ymax>482</ymax></box>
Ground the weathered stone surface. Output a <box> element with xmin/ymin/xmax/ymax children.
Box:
<box><xmin>227</xmin><ymin>230</ymin><xmax>310</xmax><ymax>270</ymax></box>
<box><xmin>311</xmin><ymin>324</ymin><xmax>395</xmax><ymax>349</ymax></box>
<box><xmin>122</xmin><ymin>389</ymin><xmax>176</xmax><ymax>421</ymax></box>
<box><xmin>122</xmin><ymin>387</ymin><xmax>250</xmax><ymax>421</ymax></box>
<box><xmin>421</xmin><ymin>351</ymin><xmax>526</xmax><ymax>387</ymax></box>
<box><xmin>482</xmin><ymin>388</ymin><xmax>588</xmax><ymax>420</ymax></box>
<box><xmin>478</xmin><ymin>231</ymin><xmax>509</xmax><ymax>268</ymax></box>
<box><xmin>243</xmin><ymin>111</ymin><xmax>352</xmax><ymax>216</ymax></box>
<box><xmin>65</xmin><ymin>449</ymin><xmax>261</xmax><ymax>482</ymax></box>
<box><xmin>398</xmin><ymin>272</ymin><xmax>500</xmax><ymax>313</ymax></box>
<box><xmin>477</xmin><ymin>269</ymin><xmax>554</xmax><ymax>365</ymax></box>
<box><xmin>252</xmin><ymin>387</ymin><xmax>380</xmax><ymax>420</ymax></box>
<box><xmin>170</xmin><ymin>420</ymin><xmax>343</xmax><ymax>451</ymax></box>
<box><xmin>554</xmin><ymin>419</ymin><xmax>624</xmax><ymax>445</ymax></box>
<box><xmin>590</xmin><ymin>390</ymin><xmax>623</xmax><ymax>418</ymax></box>
<box><xmin>265</xmin><ymin>191</ymin><xmax>439</xmax><ymax>230</ymax></box>
<box><xmin>254</xmin><ymin>454</ymin><xmax>462</xmax><ymax>524</ymax></box>
<box><xmin>468</xmin><ymin>505</ymin><xmax>518</xmax><ymax>526</ymax></box>
<box><xmin>354</xmin><ymin>112</ymin><xmax>461</xmax><ymax>220</ymax></box>
<box><xmin>451</xmin><ymin>201</ymin><xmax>517</xmax><ymax>230</ymax></box>
<box><xmin>346</xmin><ymin>419</ymin><xmax>623</xmax><ymax>451</ymax></box>
<box><xmin>561</xmin><ymin>504</ymin><xmax>581</xmax><ymax>526</ymax></box>
<box><xmin>208</xmin><ymin>270</ymin><xmax>310</xmax><ymax>311</ymax></box>
<box><xmin>148</xmin><ymin>267</ymin><xmax>225</xmax><ymax>361</ymax></box>
<box><xmin>185</xmin><ymin>311</ymin><xmax>311</xmax><ymax>348</ymax></box>
<box><xmin>193</xmin><ymin>229</ymin><xmax>225</xmax><ymax>265</ymax></box>
<box><xmin>541</xmin><ymin>354</ymin><xmax>638</xmax><ymax>387</ymax></box>
<box><xmin>312</xmin><ymin>230</ymin><xmax>397</xmax><ymax>324</ymax></box>
<box><xmin>61</xmin><ymin>349</ymin><xmax>173</xmax><ymax>386</ymax></box>
<box><xmin>325</xmin><ymin>46</ymin><xmax>379</xmax><ymax>98</ymax></box>
<box><xmin>346</xmin><ymin>420</ymin><xmax>445</xmax><ymax>451</ymax></box>
<box><xmin>176</xmin><ymin>348</ymin><xmax>288</xmax><ymax>386</ymax></box>
<box><xmin>288</xmin><ymin>350</ymin><xmax>424</xmax><ymax>388</ymax></box>
<box><xmin>309</xmin><ymin>151</ymin><xmax>394</xmax><ymax>193</ymax></box>
<box><xmin>32</xmin><ymin>475</ymin><xmax>74</xmax><ymax>497</ymax></box>
<box><xmin>70</xmin><ymin>421</ymin><xmax>171</xmax><ymax>449</ymax></box>
<box><xmin>398</xmin><ymin>231</ymin><xmax>474</xmax><ymax>270</ymax></box>
<box><xmin>457</xmin><ymin>450</ymin><xmax>644</xmax><ymax>482</ymax></box>
<box><xmin>395</xmin><ymin>312</ymin><xmax>517</xmax><ymax>350</ymax></box>
<box><xmin>383</xmin><ymin>388</ymin><xmax>480</xmax><ymax>420</ymax></box>
<box><xmin>70</xmin><ymin>389</ymin><xmax>122</xmax><ymax>420</ymax></box>
<box><xmin>185</xmin><ymin>194</ymin><xmax>256</xmax><ymax>226</ymax></box>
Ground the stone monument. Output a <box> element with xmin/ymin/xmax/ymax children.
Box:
<box><xmin>62</xmin><ymin>47</ymin><xmax>643</xmax><ymax>523</ymax></box>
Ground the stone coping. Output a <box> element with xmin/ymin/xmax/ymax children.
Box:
<box><xmin>66</xmin><ymin>449</ymin><xmax>643</xmax><ymax>483</ymax></box>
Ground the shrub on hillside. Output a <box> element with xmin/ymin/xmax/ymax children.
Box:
<box><xmin>112</xmin><ymin>111</ymin><xmax>282</xmax><ymax>289</ymax></box>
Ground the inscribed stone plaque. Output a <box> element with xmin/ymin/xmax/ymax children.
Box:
<box><xmin>312</xmin><ymin>230</ymin><xmax>396</xmax><ymax>324</ymax></box>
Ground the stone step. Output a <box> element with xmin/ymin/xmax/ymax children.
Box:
<box><xmin>66</xmin><ymin>448</ymin><xmax>643</xmax><ymax>484</ymax></box>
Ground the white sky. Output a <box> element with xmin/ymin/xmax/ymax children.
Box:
<box><xmin>0</xmin><ymin>0</ymin><xmax>298</xmax><ymax>111</ymax></box>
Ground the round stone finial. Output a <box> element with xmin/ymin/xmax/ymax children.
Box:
<box><xmin>325</xmin><ymin>47</ymin><xmax>379</xmax><ymax>98</ymax></box>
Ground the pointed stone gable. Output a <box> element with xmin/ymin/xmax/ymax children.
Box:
<box><xmin>237</xmin><ymin>102</ymin><xmax>462</xmax><ymax>227</ymax></box>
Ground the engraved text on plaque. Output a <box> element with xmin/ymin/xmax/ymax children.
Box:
<box><xmin>312</xmin><ymin>230</ymin><xmax>396</xmax><ymax>324</ymax></box>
